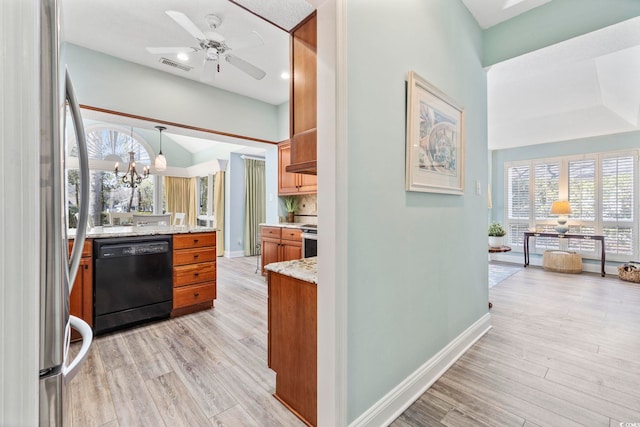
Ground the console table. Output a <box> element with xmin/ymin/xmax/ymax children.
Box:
<box><xmin>523</xmin><ymin>232</ymin><xmax>605</xmax><ymax>277</ymax></box>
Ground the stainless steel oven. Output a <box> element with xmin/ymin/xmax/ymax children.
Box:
<box><xmin>301</xmin><ymin>225</ymin><xmax>317</xmax><ymax>258</ymax></box>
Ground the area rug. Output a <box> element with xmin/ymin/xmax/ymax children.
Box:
<box><xmin>489</xmin><ymin>263</ymin><xmax>523</xmax><ymax>288</ymax></box>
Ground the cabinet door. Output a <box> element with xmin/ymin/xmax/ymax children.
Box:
<box><xmin>262</xmin><ymin>239</ymin><xmax>281</xmax><ymax>275</ymax></box>
<box><xmin>69</xmin><ymin>257</ymin><xmax>92</xmax><ymax>341</ymax></box>
<box><xmin>282</xmin><ymin>242</ymin><xmax>302</xmax><ymax>262</ymax></box>
<box><xmin>297</xmin><ymin>172</ymin><xmax>317</xmax><ymax>194</ymax></box>
<box><xmin>278</xmin><ymin>142</ymin><xmax>299</xmax><ymax>195</ymax></box>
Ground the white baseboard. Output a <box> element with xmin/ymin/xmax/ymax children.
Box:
<box><xmin>348</xmin><ymin>313</ymin><xmax>492</xmax><ymax>427</ymax></box>
<box><xmin>490</xmin><ymin>252</ymin><xmax>618</xmax><ymax>275</ymax></box>
<box><xmin>224</xmin><ymin>250</ymin><xmax>246</xmax><ymax>258</ymax></box>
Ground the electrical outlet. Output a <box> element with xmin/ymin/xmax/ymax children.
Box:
<box><xmin>475</xmin><ymin>180</ymin><xmax>481</xmax><ymax>195</ymax></box>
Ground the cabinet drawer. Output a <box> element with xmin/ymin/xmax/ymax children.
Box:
<box><xmin>261</xmin><ymin>226</ymin><xmax>282</xmax><ymax>239</ymax></box>
<box><xmin>173</xmin><ymin>232</ymin><xmax>216</xmax><ymax>250</ymax></box>
<box><xmin>173</xmin><ymin>262</ymin><xmax>216</xmax><ymax>287</ymax></box>
<box><xmin>281</xmin><ymin>228</ymin><xmax>302</xmax><ymax>242</ymax></box>
<box><xmin>173</xmin><ymin>247</ymin><xmax>216</xmax><ymax>266</ymax></box>
<box><xmin>68</xmin><ymin>238</ymin><xmax>92</xmax><ymax>258</ymax></box>
<box><xmin>173</xmin><ymin>283</ymin><xmax>216</xmax><ymax>309</ymax></box>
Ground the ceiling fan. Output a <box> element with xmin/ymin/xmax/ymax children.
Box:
<box><xmin>146</xmin><ymin>10</ymin><xmax>266</xmax><ymax>81</ymax></box>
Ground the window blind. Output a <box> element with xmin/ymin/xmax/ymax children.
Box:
<box><xmin>508</xmin><ymin>165</ymin><xmax>529</xmax><ymax>220</ymax></box>
<box><xmin>534</xmin><ymin>162</ymin><xmax>559</xmax><ymax>220</ymax></box>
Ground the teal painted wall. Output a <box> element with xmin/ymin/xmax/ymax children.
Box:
<box><xmin>63</xmin><ymin>43</ymin><xmax>281</xmax><ymax>142</ymax></box>
<box><xmin>483</xmin><ymin>0</ymin><xmax>640</xmax><ymax>66</ymax></box>
<box><xmin>277</xmin><ymin>101</ymin><xmax>290</xmax><ymax>141</ymax></box>
<box><xmin>345</xmin><ymin>0</ymin><xmax>488</xmax><ymax>421</ymax></box>
<box><xmin>490</xmin><ymin>130</ymin><xmax>640</xmax><ymax>226</ymax></box>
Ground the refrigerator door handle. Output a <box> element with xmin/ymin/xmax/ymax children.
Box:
<box><xmin>62</xmin><ymin>316</ymin><xmax>93</xmax><ymax>383</ymax></box>
<box><xmin>65</xmin><ymin>69</ymin><xmax>90</xmax><ymax>288</ymax></box>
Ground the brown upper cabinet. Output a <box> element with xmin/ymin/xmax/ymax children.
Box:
<box><xmin>278</xmin><ymin>141</ymin><xmax>317</xmax><ymax>195</ymax></box>
<box><xmin>287</xmin><ymin>12</ymin><xmax>317</xmax><ymax>176</ymax></box>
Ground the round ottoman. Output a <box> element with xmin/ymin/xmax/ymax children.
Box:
<box><xmin>542</xmin><ymin>250</ymin><xmax>583</xmax><ymax>274</ymax></box>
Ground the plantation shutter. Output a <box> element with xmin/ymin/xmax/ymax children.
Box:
<box><xmin>601</xmin><ymin>156</ymin><xmax>634</xmax><ymax>256</ymax></box>
<box><xmin>534</xmin><ymin>162</ymin><xmax>559</xmax><ymax>220</ymax></box>
<box><xmin>568</xmin><ymin>160</ymin><xmax>596</xmax><ymax>221</ymax></box>
<box><xmin>508</xmin><ymin>165</ymin><xmax>529</xmax><ymax>220</ymax></box>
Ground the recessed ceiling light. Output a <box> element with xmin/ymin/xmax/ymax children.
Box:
<box><xmin>280</xmin><ymin>71</ymin><xmax>290</xmax><ymax>80</ymax></box>
<box><xmin>177</xmin><ymin>52</ymin><xmax>189</xmax><ymax>61</ymax></box>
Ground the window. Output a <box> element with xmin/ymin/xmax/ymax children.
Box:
<box><xmin>66</xmin><ymin>126</ymin><xmax>156</xmax><ymax>227</ymax></box>
<box><xmin>504</xmin><ymin>150</ymin><xmax>638</xmax><ymax>261</ymax></box>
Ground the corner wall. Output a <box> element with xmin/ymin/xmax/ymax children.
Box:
<box><xmin>344</xmin><ymin>0</ymin><xmax>489</xmax><ymax>422</ymax></box>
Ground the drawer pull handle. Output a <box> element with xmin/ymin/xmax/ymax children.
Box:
<box><xmin>194</xmin><ymin>254</ymin><xmax>199</xmax><ymax>258</ymax></box>
<box><xmin>194</xmin><ymin>272</ymin><xmax>199</xmax><ymax>277</ymax></box>
<box><xmin>194</xmin><ymin>239</ymin><xmax>199</xmax><ymax>243</ymax></box>
<box><xmin>194</xmin><ymin>292</ymin><xmax>199</xmax><ymax>297</ymax></box>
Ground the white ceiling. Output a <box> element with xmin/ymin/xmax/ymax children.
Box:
<box><xmin>64</xmin><ymin>1</ymin><xmax>639</xmax><ymax>155</ymax></box>
<box><xmin>462</xmin><ymin>0</ymin><xmax>552</xmax><ymax>29</ymax></box>
<box><xmin>62</xmin><ymin>0</ymin><xmax>295</xmax><ymax>106</ymax></box>
<box><xmin>488</xmin><ymin>17</ymin><xmax>640</xmax><ymax>150</ymax></box>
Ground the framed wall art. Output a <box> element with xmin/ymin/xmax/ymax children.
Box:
<box><xmin>405</xmin><ymin>71</ymin><xmax>464</xmax><ymax>194</ymax></box>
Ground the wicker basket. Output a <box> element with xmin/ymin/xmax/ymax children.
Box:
<box><xmin>618</xmin><ymin>265</ymin><xmax>640</xmax><ymax>283</ymax></box>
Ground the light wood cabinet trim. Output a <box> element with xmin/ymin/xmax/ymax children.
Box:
<box><xmin>173</xmin><ymin>283</ymin><xmax>216</xmax><ymax>309</ymax></box>
<box><xmin>261</xmin><ymin>226</ymin><xmax>282</xmax><ymax>239</ymax></box>
<box><xmin>281</xmin><ymin>228</ymin><xmax>302</xmax><ymax>242</ymax></box>
<box><xmin>173</xmin><ymin>232</ymin><xmax>216</xmax><ymax>249</ymax></box>
<box><xmin>173</xmin><ymin>247</ymin><xmax>216</xmax><ymax>266</ymax></box>
<box><xmin>173</xmin><ymin>262</ymin><xmax>216</xmax><ymax>287</ymax></box>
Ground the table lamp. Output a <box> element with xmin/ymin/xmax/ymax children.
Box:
<box><xmin>550</xmin><ymin>200</ymin><xmax>572</xmax><ymax>235</ymax></box>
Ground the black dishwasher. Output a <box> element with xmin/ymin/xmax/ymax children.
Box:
<box><xmin>93</xmin><ymin>235</ymin><xmax>173</xmax><ymax>335</ymax></box>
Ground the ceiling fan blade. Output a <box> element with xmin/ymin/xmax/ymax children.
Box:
<box><xmin>225</xmin><ymin>55</ymin><xmax>266</xmax><ymax>80</ymax></box>
<box><xmin>201</xmin><ymin>58</ymin><xmax>217</xmax><ymax>82</ymax></box>
<box><xmin>146</xmin><ymin>47</ymin><xmax>196</xmax><ymax>55</ymax></box>
<box><xmin>226</xmin><ymin>31</ymin><xmax>264</xmax><ymax>51</ymax></box>
<box><xmin>165</xmin><ymin>10</ymin><xmax>207</xmax><ymax>41</ymax></box>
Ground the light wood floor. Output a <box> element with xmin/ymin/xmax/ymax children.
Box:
<box><xmin>68</xmin><ymin>255</ymin><xmax>304</xmax><ymax>427</ymax></box>
<box><xmin>70</xmin><ymin>259</ymin><xmax>640</xmax><ymax>426</ymax></box>
<box><xmin>393</xmin><ymin>266</ymin><xmax>640</xmax><ymax>427</ymax></box>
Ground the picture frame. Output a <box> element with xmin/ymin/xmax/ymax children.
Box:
<box><xmin>405</xmin><ymin>71</ymin><xmax>465</xmax><ymax>194</ymax></box>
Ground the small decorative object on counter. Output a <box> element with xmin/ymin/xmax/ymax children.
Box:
<box><xmin>284</xmin><ymin>196</ymin><xmax>299</xmax><ymax>223</ymax></box>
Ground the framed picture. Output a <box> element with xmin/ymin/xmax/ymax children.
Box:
<box><xmin>405</xmin><ymin>71</ymin><xmax>464</xmax><ymax>194</ymax></box>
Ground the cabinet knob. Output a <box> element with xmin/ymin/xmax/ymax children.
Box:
<box><xmin>194</xmin><ymin>254</ymin><xmax>199</xmax><ymax>259</ymax></box>
<box><xmin>194</xmin><ymin>292</ymin><xmax>199</xmax><ymax>297</ymax></box>
<box><xmin>194</xmin><ymin>239</ymin><xmax>199</xmax><ymax>243</ymax></box>
<box><xmin>194</xmin><ymin>272</ymin><xmax>199</xmax><ymax>277</ymax></box>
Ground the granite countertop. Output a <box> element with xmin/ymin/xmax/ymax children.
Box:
<box><xmin>264</xmin><ymin>257</ymin><xmax>317</xmax><ymax>284</ymax></box>
<box><xmin>68</xmin><ymin>225</ymin><xmax>217</xmax><ymax>239</ymax></box>
<box><xmin>260</xmin><ymin>223</ymin><xmax>314</xmax><ymax>230</ymax></box>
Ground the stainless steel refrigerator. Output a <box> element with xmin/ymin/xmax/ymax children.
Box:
<box><xmin>38</xmin><ymin>0</ymin><xmax>93</xmax><ymax>425</ymax></box>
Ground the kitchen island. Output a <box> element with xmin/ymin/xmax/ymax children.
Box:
<box><xmin>265</xmin><ymin>257</ymin><xmax>317</xmax><ymax>426</ymax></box>
<box><xmin>68</xmin><ymin>226</ymin><xmax>217</xmax><ymax>337</ymax></box>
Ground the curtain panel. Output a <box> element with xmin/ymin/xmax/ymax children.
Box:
<box><xmin>214</xmin><ymin>171</ymin><xmax>225</xmax><ymax>257</ymax></box>
<box><xmin>244</xmin><ymin>159</ymin><xmax>265</xmax><ymax>256</ymax></box>
<box><xmin>164</xmin><ymin>176</ymin><xmax>197</xmax><ymax>226</ymax></box>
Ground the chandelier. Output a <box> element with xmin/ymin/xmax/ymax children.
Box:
<box><xmin>114</xmin><ymin>127</ymin><xmax>149</xmax><ymax>188</ymax></box>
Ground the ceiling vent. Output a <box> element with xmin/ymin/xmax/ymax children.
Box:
<box><xmin>159</xmin><ymin>57</ymin><xmax>192</xmax><ymax>72</ymax></box>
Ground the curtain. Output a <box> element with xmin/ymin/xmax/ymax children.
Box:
<box><xmin>214</xmin><ymin>171</ymin><xmax>225</xmax><ymax>257</ymax></box>
<box><xmin>164</xmin><ymin>177</ymin><xmax>197</xmax><ymax>226</ymax></box>
<box><xmin>244</xmin><ymin>159</ymin><xmax>265</xmax><ymax>256</ymax></box>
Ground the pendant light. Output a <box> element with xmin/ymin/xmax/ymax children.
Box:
<box><xmin>114</xmin><ymin>126</ymin><xmax>149</xmax><ymax>188</ymax></box>
<box><xmin>154</xmin><ymin>125</ymin><xmax>167</xmax><ymax>172</ymax></box>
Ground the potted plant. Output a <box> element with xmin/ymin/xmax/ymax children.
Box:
<box><xmin>488</xmin><ymin>222</ymin><xmax>506</xmax><ymax>248</ymax></box>
<box><xmin>284</xmin><ymin>196</ymin><xmax>299</xmax><ymax>223</ymax></box>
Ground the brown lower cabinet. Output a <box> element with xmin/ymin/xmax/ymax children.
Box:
<box><xmin>261</xmin><ymin>226</ymin><xmax>302</xmax><ymax>275</ymax></box>
<box><xmin>267</xmin><ymin>270</ymin><xmax>317</xmax><ymax>426</ymax></box>
<box><xmin>68</xmin><ymin>239</ymin><xmax>93</xmax><ymax>342</ymax></box>
<box><xmin>172</xmin><ymin>231</ymin><xmax>217</xmax><ymax>317</ymax></box>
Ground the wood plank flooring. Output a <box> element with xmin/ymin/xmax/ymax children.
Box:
<box><xmin>70</xmin><ymin>258</ymin><xmax>640</xmax><ymax>426</ymax></box>
<box><xmin>68</xmin><ymin>255</ymin><xmax>304</xmax><ymax>427</ymax></box>
<box><xmin>393</xmin><ymin>266</ymin><xmax>640</xmax><ymax>427</ymax></box>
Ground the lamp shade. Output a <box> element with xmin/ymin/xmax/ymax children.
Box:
<box><xmin>155</xmin><ymin>153</ymin><xmax>167</xmax><ymax>171</ymax></box>
<box><xmin>550</xmin><ymin>200</ymin><xmax>572</xmax><ymax>215</ymax></box>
